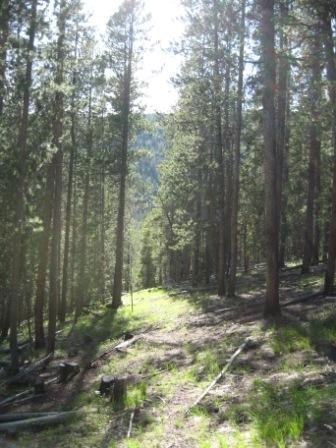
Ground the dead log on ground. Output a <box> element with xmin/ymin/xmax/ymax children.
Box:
<box><xmin>0</xmin><ymin>389</ymin><xmax>32</xmax><ymax>408</ymax></box>
<box><xmin>0</xmin><ymin>411</ymin><xmax>80</xmax><ymax>433</ymax></box>
<box><xmin>282</xmin><ymin>290</ymin><xmax>323</xmax><ymax>308</ymax></box>
<box><xmin>0</xmin><ymin>412</ymin><xmax>59</xmax><ymax>422</ymax></box>
<box><xmin>90</xmin><ymin>335</ymin><xmax>143</xmax><ymax>368</ymax></box>
<box><xmin>187</xmin><ymin>338</ymin><xmax>253</xmax><ymax>412</ymax></box>
<box><xmin>0</xmin><ymin>353</ymin><xmax>52</xmax><ymax>387</ymax></box>
<box><xmin>114</xmin><ymin>335</ymin><xmax>142</xmax><ymax>353</ymax></box>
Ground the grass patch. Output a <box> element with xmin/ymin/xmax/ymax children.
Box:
<box><xmin>270</xmin><ymin>326</ymin><xmax>311</xmax><ymax>355</ymax></box>
<box><xmin>245</xmin><ymin>381</ymin><xmax>336</xmax><ymax>447</ymax></box>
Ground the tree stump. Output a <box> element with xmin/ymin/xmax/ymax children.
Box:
<box><xmin>58</xmin><ymin>362</ymin><xmax>80</xmax><ymax>383</ymax></box>
<box><xmin>33</xmin><ymin>378</ymin><xmax>45</xmax><ymax>395</ymax></box>
<box><xmin>99</xmin><ymin>376</ymin><xmax>116</xmax><ymax>395</ymax></box>
<box><xmin>111</xmin><ymin>377</ymin><xmax>127</xmax><ymax>409</ymax></box>
<box><xmin>124</xmin><ymin>332</ymin><xmax>134</xmax><ymax>341</ymax></box>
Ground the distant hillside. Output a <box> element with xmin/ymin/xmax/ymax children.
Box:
<box><xmin>131</xmin><ymin>114</ymin><xmax>166</xmax><ymax>219</ymax></box>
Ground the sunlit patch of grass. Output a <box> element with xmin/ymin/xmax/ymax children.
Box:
<box><xmin>245</xmin><ymin>381</ymin><xmax>336</xmax><ymax>448</ymax></box>
<box><xmin>297</xmin><ymin>274</ymin><xmax>324</xmax><ymax>289</ymax></box>
<box><xmin>270</xmin><ymin>326</ymin><xmax>311</xmax><ymax>355</ymax></box>
<box><xmin>308</xmin><ymin>316</ymin><xmax>336</xmax><ymax>347</ymax></box>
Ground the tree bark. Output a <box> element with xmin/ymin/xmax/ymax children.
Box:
<box><xmin>75</xmin><ymin>80</ymin><xmax>93</xmax><ymax>320</ymax></box>
<box><xmin>302</xmin><ymin>32</ymin><xmax>322</xmax><ymax>273</ymax></box>
<box><xmin>0</xmin><ymin>0</ymin><xmax>10</xmax><ymax>116</ymax></box>
<box><xmin>212</xmin><ymin>0</ymin><xmax>225</xmax><ymax>298</ymax></box>
<box><xmin>47</xmin><ymin>0</ymin><xmax>66</xmax><ymax>354</ymax></box>
<box><xmin>112</xmin><ymin>9</ymin><xmax>134</xmax><ymax>308</ymax></box>
<box><xmin>10</xmin><ymin>0</ymin><xmax>38</xmax><ymax>373</ymax></box>
<box><xmin>260</xmin><ymin>0</ymin><xmax>280</xmax><ymax>317</ymax></box>
<box><xmin>322</xmin><ymin>12</ymin><xmax>336</xmax><ymax>294</ymax></box>
<box><xmin>228</xmin><ymin>0</ymin><xmax>246</xmax><ymax>297</ymax></box>
<box><xmin>34</xmin><ymin>165</ymin><xmax>54</xmax><ymax>348</ymax></box>
<box><xmin>277</xmin><ymin>0</ymin><xmax>290</xmax><ymax>269</ymax></box>
<box><xmin>59</xmin><ymin>35</ymin><xmax>78</xmax><ymax>324</ymax></box>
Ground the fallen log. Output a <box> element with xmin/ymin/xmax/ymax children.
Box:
<box><xmin>0</xmin><ymin>412</ymin><xmax>59</xmax><ymax>423</ymax></box>
<box><xmin>90</xmin><ymin>335</ymin><xmax>143</xmax><ymax>368</ymax></box>
<box><xmin>0</xmin><ymin>389</ymin><xmax>32</xmax><ymax>408</ymax></box>
<box><xmin>115</xmin><ymin>335</ymin><xmax>142</xmax><ymax>353</ymax></box>
<box><xmin>187</xmin><ymin>338</ymin><xmax>252</xmax><ymax>412</ymax></box>
<box><xmin>0</xmin><ymin>353</ymin><xmax>52</xmax><ymax>387</ymax></box>
<box><xmin>0</xmin><ymin>411</ymin><xmax>80</xmax><ymax>433</ymax></box>
<box><xmin>0</xmin><ymin>342</ymin><xmax>31</xmax><ymax>355</ymax></box>
<box><xmin>282</xmin><ymin>290</ymin><xmax>323</xmax><ymax>308</ymax></box>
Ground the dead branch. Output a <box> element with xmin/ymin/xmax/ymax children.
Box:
<box><xmin>187</xmin><ymin>338</ymin><xmax>252</xmax><ymax>412</ymax></box>
<box><xmin>127</xmin><ymin>410</ymin><xmax>135</xmax><ymax>438</ymax></box>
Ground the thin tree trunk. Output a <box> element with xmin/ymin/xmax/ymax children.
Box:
<box><xmin>228</xmin><ymin>0</ymin><xmax>245</xmax><ymax>297</ymax></box>
<box><xmin>323</xmin><ymin>12</ymin><xmax>336</xmax><ymax>294</ymax></box>
<box><xmin>60</xmin><ymin>106</ymin><xmax>76</xmax><ymax>324</ymax></box>
<box><xmin>302</xmin><ymin>32</ymin><xmax>322</xmax><ymax>274</ymax></box>
<box><xmin>0</xmin><ymin>0</ymin><xmax>10</xmax><ymax>116</ymax></box>
<box><xmin>60</xmin><ymin>52</ymin><xmax>78</xmax><ymax>324</ymax></box>
<box><xmin>100</xmin><ymin>168</ymin><xmax>106</xmax><ymax>301</ymax></box>
<box><xmin>260</xmin><ymin>0</ymin><xmax>280</xmax><ymax>317</ymax></box>
<box><xmin>277</xmin><ymin>0</ymin><xmax>290</xmax><ymax>268</ymax></box>
<box><xmin>75</xmin><ymin>83</ymin><xmax>93</xmax><ymax>320</ymax></box>
<box><xmin>312</xmin><ymin>142</ymin><xmax>321</xmax><ymax>264</ymax></box>
<box><xmin>212</xmin><ymin>0</ymin><xmax>225</xmax><ymax>298</ymax></box>
<box><xmin>47</xmin><ymin>0</ymin><xmax>66</xmax><ymax>354</ymax></box>
<box><xmin>112</xmin><ymin>12</ymin><xmax>134</xmax><ymax>308</ymax></box>
<box><xmin>70</xmin><ymin>175</ymin><xmax>77</xmax><ymax>312</ymax></box>
<box><xmin>34</xmin><ymin>165</ymin><xmax>53</xmax><ymax>348</ymax></box>
<box><xmin>10</xmin><ymin>0</ymin><xmax>37</xmax><ymax>373</ymax></box>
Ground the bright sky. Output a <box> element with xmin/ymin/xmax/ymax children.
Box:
<box><xmin>83</xmin><ymin>0</ymin><xmax>184</xmax><ymax>113</ymax></box>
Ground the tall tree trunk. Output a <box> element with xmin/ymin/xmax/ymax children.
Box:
<box><xmin>312</xmin><ymin>143</ymin><xmax>321</xmax><ymax>264</ymax></box>
<box><xmin>100</xmin><ymin>168</ymin><xmax>106</xmax><ymax>301</ymax></box>
<box><xmin>75</xmin><ymin>83</ymin><xmax>93</xmax><ymax>320</ymax></box>
<box><xmin>260</xmin><ymin>0</ymin><xmax>280</xmax><ymax>317</ymax></box>
<box><xmin>47</xmin><ymin>0</ymin><xmax>66</xmax><ymax>354</ymax></box>
<box><xmin>192</xmin><ymin>170</ymin><xmax>202</xmax><ymax>286</ymax></box>
<box><xmin>228</xmin><ymin>0</ymin><xmax>245</xmax><ymax>297</ymax></box>
<box><xmin>70</xmin><ymin>175</ymin><xmax>78</xmax><ymax>311</ymax></box>
<box><xmin>302</xmin><ymin>32</ymin><xmax>322</xmax><ymax>273</ymax></box>
<box><xmin>212</xmin><ymin>0</ymin><xmax>225</xmax><ymax>297</ymax></box>
<box><xmin>10</xmin><ymin>0</ymin><xmax>37</xmax><ymax>373</ymax></box>
<box><xmin>60</xmin><ymin>101</ymin><xmax>76</xmax><ymax>324</ymax></box>
<box><xmin>323</xmin><ymin>12</ymin><xmax>336</xmax><ymax>295</ymax></box>
<box><xmin>0</xmin><ymin>0</ymin><xmax>10</xmax><ymax>116</ymax></box>
<box><xmin>59</xmin><ymin>32</ymin><xmax>79</xmax><ymax>323</ymax></box>
<box><xmin>277</xmin><ymin>0</ymin><xmax>290</xmax><ymax>268</ymax></box>
<box><xmin>34</xmin><ymin>165</ymin><xmax>53</xmax><ymax>348</ymax></box>
<box><xmin>112</xmin><ymin>12</ymin><xmax>134</xmax><ymax>308</ymax></box>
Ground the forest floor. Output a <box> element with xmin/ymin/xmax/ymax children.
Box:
<box><xmin>1</xmin><ymin>265</ymin><xmax>336</xmax><ymax>447</ymax></box>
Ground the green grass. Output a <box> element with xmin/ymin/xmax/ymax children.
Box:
<box><xmin>270</xmin><ymin>326</ymin><xmax>311</xmax><ymax>355</ymax></box>
<box><xmin>8</xmin><ymin>273</ymin><xmax>336</xmax><ymax>448</ymax></box>
<box><xmin>226</xmin><ymin>380</ymin><xmax>336</xmax><ymax>448</ymax></box>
